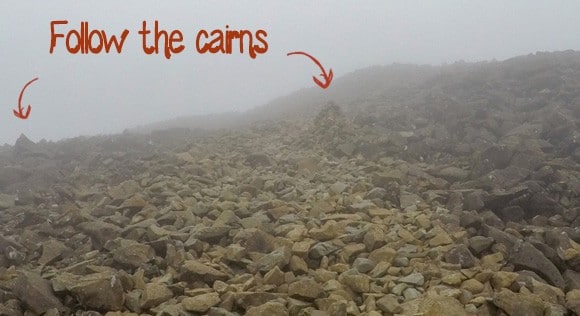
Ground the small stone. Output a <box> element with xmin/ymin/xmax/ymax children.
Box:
<box><xmin>429</xmin><ymin>230</ymin><xmax>453</xmax><ymax>246</ymax></box>
<box><xmin>246</xmin><ymin>302</ymin><xmax>288</xmax><ymax>316</ymax></box>
<box><xmin>464</xmin><ymin>190</ymin><xmax>485</xmax><ymax>211</ymax></box>
<box><xmin>461</xmin><ymin>279</ymin><xmax>484</xmax><ymax>294</ymax></box>
<box><xmin>353</xmin><ymin>258</ymin><xmax>376</xmax><ymax>274</ymax></box>
<box><xmin>119</xmin><ymin>194</ymin><xmax>147</xmax><ymax>211</ymax></box>
<box><xmin>263</xmin><ymin>266</ymin><xmax>285</xmax><ymax>286</ymax></box>
<box><xmin>376</xmin><ymin>294</ymin><xmax>402</xmax><ymax>314</ymax></box>
<box><xmin>398</xmin><ymin>228</ymin><xmax>417</xmax><ymax>243</ymax></box>
<box><xmin>289</xmin><ymin>255</ymin><xmax>309</xmax><ymax>274</ymax></box>
<box><xmin>112</xmin><ymin>242</ymin><xmax>155</xmax><ymax>268</ymax></box>
<box><xmin>392</xmin><ymin>257</ymin><xmax>409</xmax><ymax>267</ymax></box>
<box><xmin>493</xmin><ymin>288</ymin><xmax>545</xmax><ymax>316</ymax></box>
<box><xmin>444</xmin><ymin>244</ymin><xmax>477</xmax><ymax>268</ymax></box>
<box><xmin>140</xmin><ymin>282</ymin><xmax>173</xmax><ymax>310</ymax></box>
<box><xmin>369</xmin><ymin>262</ymin><xmax>391</xmax><ymax>278</ymax></box>
<box><xmin>399</xmin><ymin>273</ymin><xmax>424</xmax><ymax>286</ymax></box>
<box><xmin>78</xmin><ymin>221</ymin><xmax>122</xmax><ymax>249</ymax></box>
<box><xmin>415</xmin><ymin>214</ymin><xmax>431</xmax><ymax>229</ymax></box>
<box><xmin>566</xmin><ymin>289</ymin><xmax>580</xmax><ymax>315</ymax></box>
<box><xmin>248</xmin><ymin>247</ymin><xmax>291</xmax><ymax>273</ymax></box>
<box><xmin>491</xmin><ymin>271</ymin><xmax>519</xmax><ymax>289</ymax></box>
<box><xmin>418</xmin><ymin>295</ymin><xmax>466</xmax><ymax>315</ymax></box>
<box><xmin>480</xmin><ymin>252</ymin><xmax>505</xmax><ymax>271</ymax></box>
<box><xmin>369</xmin><ymin>246</ymin><xmax>397</xmax><ymax>264</ymax></box>
<box><xmin>181</xmin><ymin>260</ymin><xmax>229</xmax><ymax>283</ymax></box>
<box><xmin>366</xmin><ymin>187</ymin><xmax>387</xmax><ymax>200</ymax></box>
<box><xmin>288</xmin><ymin>278</ymin><xmax>322</xmax><ymax>300</ymax></box>
<box><xmin>403</xmin><ymin>288</ymin><xmax>421</xmax><ymax>301</ymax></box>
<box><xmin>342</xmin><ymin>274</ymin><xmax>370</xmax><ymax>293</ymax></box>
<box><xmin>364</xmin><ymin>228</ymin><xmax>386</xmax><ymax>251</ymax></box>
<box><xmin>309</xmin><ymin>220</ymin><xmax>343</xmax><ymax>241</ymax></box>
<box><xmin>399</xmin><ymin>191</ymin><xmax>422</xmax><ymax>209</ymax></box>
<box><xmin>468</xmin><ymin>236</ymin><xmax>494</xmax><ymax>255</ymax></box>
<box><xmin>309</xmin><ymin>242</ymin><xmax>339</xmax><ymax>259</ymax></box>
<box><xmin>391</xmin><ymin>283</ymin><xmax>408</xmax><ymax>296</ymax></box>
<box><xmin>292</xmin><ymin>241</ymin><xmax>312</xmax><ymax>258</ymax></box>
<box><xmin>441</xmin><ymin>272</ymin><xmax>464</xmax><ymax>286</ymax></box>
<box><xmin>182</xmin><ymin>292</ymin><xmax>221</xmax><ymax>312</ymax></box>
<box><xmin>330</xmin><ymin>182</ymin><xmax>348</xmax><ymax>194</ymax></box>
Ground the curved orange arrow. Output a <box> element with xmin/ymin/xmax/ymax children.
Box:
<box><xmin>13</xmin><ymin>77</ymin><xmax>38</xmax><ymax>120</ymax></box>
<box><xmin>287</xmin><ymin>51</ymin><xmax>333</xmax><ymax>89</ymax></box>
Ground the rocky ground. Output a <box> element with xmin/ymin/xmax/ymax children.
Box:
<box><xmin>0</xmin><ymin>51</ymin><xmax>580</xmax><ymax>315</ymax></box>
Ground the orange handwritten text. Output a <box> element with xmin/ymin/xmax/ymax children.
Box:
<box><xmin>50</xmin><ymin>20</ymin><xmax>129</xmax><ymax>54</ymax></box>
<box><xmin>195</xmin><ymin>25</ymin><xmax>268</xmax><ymax>59</ymax></box>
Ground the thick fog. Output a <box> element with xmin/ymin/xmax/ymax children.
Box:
<box><xmin>1</xmin><ymin>1</ymin><xmax>579</xmax><ymax>145</ymax></box>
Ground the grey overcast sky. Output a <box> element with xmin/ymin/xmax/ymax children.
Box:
<box><xmin>1</xmin><ymin>1</ymin><xmax>579</xmax><ymax>145</ymax></box>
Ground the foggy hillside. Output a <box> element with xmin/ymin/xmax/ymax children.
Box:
<box><xmin>130</xmin><ymin>50</ymin><xmax>580</xmax><ymax>134</ymax></box>
<box><xmin>0</xmin><ymin>50</ymin><xmax>580</xmax><ymax>314</ymax></box>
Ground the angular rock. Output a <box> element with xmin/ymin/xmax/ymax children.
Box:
<box><xmin>510</xmin><ymin>241</ymin><xmax>565</xmax><ymax>289</ymax></box>
<box><xmin>140</xmin><ymin>282</ymin><xmax>173</xmax><ymax>310</ymax></box>
<box><xmin>12</xmin><ymin>271</ymin><xmax>65</xmax><ymax>314</ymax></box>
<box><xmin>288</xmin><ymin>278</ymin><xmax>322</xmax><ymax>300</ymax></box>
<box><xmin>493</xmin><ymin>289</ymin><xmax>545</xmax><ymax>316</ymax></box>
<box><xmin>248</xmin><ymin>247</ymin><xmax>291</xmax><ymax>273</ymax></box>
<box><xmin>38</xmin><ymin>238</ymin><xmax>71</xmax><ymax>266</ymax></box>
<box><xmin>341</xmin><ymin>274</ymin><xmax>370</xmax><ymax>293</ymax></box>
<box><xmin>309</xmin><ymin>242</ymin><xmax>339</xmax><ymax>259</ymax></box>
<box><xmin>444</xmin><ymin>244</ymin><xmax>477</xmax><ymax>268</ymax></box>
<box><xmin>376</xmin><ymin>294</ymin><xmax>402</xmax><ymax>314</ymax></box>
<box><xmin>78</xmin><ymin>221</ymin><xmax>122</xmax><ymax>249</ymax></box>
<box><xmin>246</xmin><ymin>302</ymin><xmax>288</xmax><ymax>316</ymax></box>
<box><xmin>398</xmin><ymin>273</ymin><xmax>425</xmax><ymax>286</ymax></box>
<box><xmin>181</xmin><ymin>260</ymin><xmax>229</xmax><ymax>283</ymax></box>
<box><xmin>182</xmin><ymin>292</ymin><xmax>221</xmax><ymax>313</ymax></box>
<box><xmin>112</xmin><ymin>242</ymin><xmax>156</xmax><ymax>268</ymax></box>
<box><xmin>68</xmin><ymin>273</ymin><xmax>125</xmax><ymax>311</ymax></box>
<box><xmin>468</xmin><ymin>236</ymin><xmax>494</xmax><ymax>255</ymax></box>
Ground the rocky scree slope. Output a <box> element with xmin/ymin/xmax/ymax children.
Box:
<box><xmin>0</xmin><ymin>51</ymin><xmax>579</xmax><ymax>315</ymax></box>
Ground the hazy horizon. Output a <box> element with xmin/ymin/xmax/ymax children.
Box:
<box><xmin>2</xmin><ymin>1</ymin><xmax>580</xmax><ymax>145</ymax></box>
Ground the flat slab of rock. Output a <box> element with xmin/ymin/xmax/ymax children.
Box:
<box><xmin>182</xmin><ymin>292</ymin><xmax>221</xmax><ymax>313</ymax></box>
<box><xmin>510</xmin><ymin>241</ymin><xmax>565</xmax><ymax>289</ymax></box>
<box><xmin>68</xmin><ymin>272</ymin><xmax>125</xmax><ymax>311</ymax></box>
<box><xmin>181</xmin><ymin>260</ymin><xmax>229</xmax><ymax>283</ymax></box>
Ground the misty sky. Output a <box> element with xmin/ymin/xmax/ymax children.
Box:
<box><xmin>1</xmin><ymin>1</ymin><xmax>579</xmax><ymax>145</ymax></box>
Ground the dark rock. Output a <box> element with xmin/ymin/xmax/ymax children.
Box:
<box><xmin>68</xmin><ymin>273</ymin><xmax>125</xmax><ymax>311</ymax></box>
<box><xmin>78</xmin><ymin>221</ymin><xmax>122</xmax><ymax>250</ymax></box>
<box><xmin>181</xmin><ymin>260</ymin><xmax>229</xmax><ymax>283</ymax></box>
<box><xmin>464</xmin><ymin>190</ymin><xmax>485</xmax><ymax>211</ymax></box>
<box><xmin>495</xmin><ymin>205</ymin><xmax>525</xmax><ymax>222</ymax></box>
<box><xmin>563</xmin><ymin>270</ymin><xmax>580</xmax><ymax>291</ymax></box>
<box><xmin>482</xmin><ymin>225</ymin><xmax>518</xmax><ymax>250</ymax></box>
<box><xmin>460</xmin><ymin>211</ymin><xmax>482</xmax><ymax>229</ymax></box>
<box><xmin>444</xmin><ymin>244</ymin><xmax>477</xmax><ymax>268</ymax></box>
<box><xmin>12</xmin><ymin>271</ymin><xmax>66</xmax><ymax>314</ymax></box>
<box><xmin>481</xmin><ymin>211</ymin><xmax>505</xmax><ymax>229</ymax></box>
<box><xmin>309</xmin><ymin>242</ymin><xmax>340</xmax><ymax>260</ymax></box>
<box><xmin>112</xmin><ymin>242</ymin><xmax>156</xmax><ymax>268</ymax></box>
<box><xmin>248</xmin><ymin>247</ymin><xmax>291</xmax><ymax>273</ymax></box>
<box><xmin>510</xmin><ymin>241</ymin><xmax>565</xmax><ymax>288</ymax></box>
<box><xmin>468</xmin><ymin>236</ymin><xmax>494</xmax><ymax>255</ymax></box>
